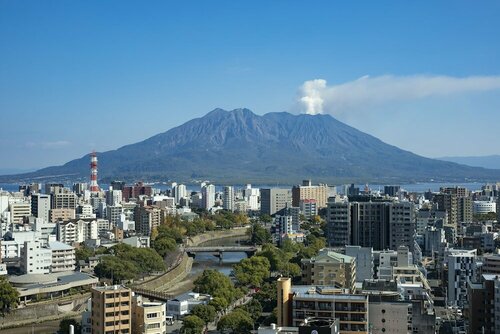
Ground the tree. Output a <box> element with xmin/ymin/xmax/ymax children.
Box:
<box><xmin>232</xmin><ymin>256</ymin><xmax>270</xmax><ymax>287</ymax></box>
<box><xmin>191</xmin><ymin>304</ymin><xmax>216</xmax><ymax>326</ymax></box>
<box><xmin>208</xmin><ymin>296</ymin><xmax>229</xmax><ymax>313</ymax></box>
<box><xmin>248</xmin><ymin>223</ymin><xmax>272</xmax><ymax>245</ymax></box>
<box><xmin>217</xmin><ymin>309</ymin><xmax>254</xmax><ymax>334</ymax></box>
<box><xmin>75</xmin><ymin>245</ymin><xmax>93</xmax><ymax>262</ymax></box>
<box><xmin>94</xmin><ymin>256</ymin><xmax>138</xmax><ymax>283</ymax></box>
<box><xmin>0</xmin><ymin>276</ymin><xmax>19</xmax><ymax>314</ymax></box>
<box><xmin>193</xmin><ymin>269</ymin><xmax>242</xmax><ymax>303</ymax></box>
<box><xmin>150</xmin><ymin>226</ymin><xmax>159</xmax><ymax>241</ymax></box>
<box><xmin>180</xmin><ymin>315</ymin><xmax>205</xmax><ymax>334</ymax></box>
<box><xmin>237</xmin><ymin>299</ymin><xmax>262</xmax><ymax>322</ymax></box>
<box><xmin>254</xmin><ymin>282</ymin><xmax>277</xmax><ymax>312</ymax></box>
<box><xmin>259</xmin><ymin>214</ymin><xmax>272</xmax><ymax>224</ymax></box>
<box><xmin>59</xmin><ymin>318</ymin><xmax>82</xmax><ymax>334</ymax></box>
<box><xmin>152</xmin><ymin>237</ymin><xmax>177</xmax><ymax>257</ymax></box>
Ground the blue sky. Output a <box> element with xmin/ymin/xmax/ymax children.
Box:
<box><xmin>1</xmin><ymin>1</ymin><xmax>500</xmax><ymax>171</ymax></box>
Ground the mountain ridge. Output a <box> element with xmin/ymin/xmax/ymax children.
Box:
<box><xmin>2</xmin><ymin>108</ymin><xmax>500</xmax><ymax>184</ymax></box>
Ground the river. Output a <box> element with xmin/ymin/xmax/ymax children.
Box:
<box><xmin>165</xmin><ymin>235</ymin><xmax>250</xmax><ymax>297</ymax></box>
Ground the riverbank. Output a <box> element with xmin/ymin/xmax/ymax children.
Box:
<box><xmin>139</xmin><ymin>227</ymin><xmax>250</xmax><ymax>294</ymax></box>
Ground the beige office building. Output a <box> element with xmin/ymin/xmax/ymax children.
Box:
<box><xmin>10</xmin><ymin>202</ymin><xmax>31</xmax><ymax>224</ymax></box>
<box><xmin>292</xmin><ymin>180</ymin><xmax>328</xmax><ymax>208</ymax></box>
<box><xmin>301</xmin><ymin>249</ymin><xmax>356</xmax><ymax>291</ymax></box>
<box><xmin>91</xmin><ymin>285</ymin><xmax>132</xmax><ymax>334</ymax></box>
<box><xmin>132</xmin><ymin>294</ymin><xmax>167</xmax><ymax>334</ymax></box>
<box><xmin>50</xmin><ymin>208</ymin><xmax>76</xmax><ymax>223</ymax></box>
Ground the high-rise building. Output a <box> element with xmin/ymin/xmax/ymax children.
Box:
<box><xmin>107</xmin><ymin>205</ymin><xmax>123</xmax><ymax>227</ymax></box>
<box><xmin>457</xmin><ymin>196</ymin><xmax>473</xmax><ymax>223</ymax></box>
<box><xmin>106</xmin><ymin>189</ymin><xmax>122</xmax><ymax>206</ymax></box>
<box><xmin>122</xmin><ymin>182</ymin><xmax>152</xmax><ymax>201</ymax></box>
<box><xmin>91</xmin><ymin>285</ymin><xmax>132</xmax><ymax>334</ymax></box>
<box><xmin>135</xmin><ymin>206</ymin><xmax>162</xmax><ymax>236</ymax></box>
<box><xmin>445</xmin><ymin>248</ymin><xmax>477</xmax><ymax>307</ymax></box>
<box><xmin>243</xmin><ymin>184</ymin><xmax>260</xmax><ymax>211</ymax></box>
<box><xmin>110</xmin><ymin>181</ymin><xmax>126</xmax><ymax>191</ymax></box>
<box><xmin>31</xmin><ymin>193</ymin><xmax>51</xmax><ymax>223</ymax></box>
<box><xmin>467</xmin><ymin>274</ymin><xmax>500</xmax><ymax>333</ymax></box>
<box><xmin>326</xmin><ymin>201</ymin><xmax>351</xmax><ymax>247</ymax></box>
<box><xmin>383</xmin><ymin>185</ymin><xmax>400</xmax><ymax>197</ymax></box>
<box><xmin>292</xmin><ymin>181</ymin><xmax>328</xmax><ymax>208</ymax></box>
<box><xmin>201</xmin><ymin>184</ymin><xmax>215</xmax><ymax>210</ymax></box>
<box><xmin>52</xmin><ymin>192</ymin><xmax>78</xmax><ymax>210</ymax></box>
<box><xmin>345</xmin><ymin>246</ymin><xmax>374</xmax><ymax>282</ymax></box>
<box><xmin>388</xmin><ymin>202</ymin><xmax>415</xmax><ymax>252</ymax></box>
<box><xmin>45</xmin><ymin>183</ymin><xmax>64</xmax><ymax>195</ymax></box>
<box><xmin>223</xmin><ymin>186</ymin><xmax>235</xmax><ymax>212</ymax></box>
<box><xmin>173</xmin><ymin>184</ymin><xmax>187</xmax><ymax>205</ymax></box>
<box><xmin>433</xmin><ymin>193</ymin><xmax>458</xmax><ymax>226</ymax></box>
<box><xmin>326</xmin><ymin>198</ymin><xmax>415</xmax><ymax>253</ymax></box>
<box><xmin>261</xmin><ymin>188</ymin><xmax>292</xmax><ymax>216</ymax></box>
<box><xmin>73</xmin><ymin>183</ymin><xmax>88</xmax><ymax>196</ymax></box>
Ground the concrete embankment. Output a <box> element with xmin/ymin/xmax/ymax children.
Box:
<box><xmin>138</xmin><ymin>227</ymin><xmax>250</xmax><ymax>292</ymax></box>
<box><xmin>0</xmin><ymin>293</ymin><xmax>90</xmax><ymax>330</ymax></box>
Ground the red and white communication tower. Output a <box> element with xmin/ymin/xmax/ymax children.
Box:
<box><xmin>90</xmin><ymin>151</ymin><xmax>100</xmax><ymax>193</ymax></box>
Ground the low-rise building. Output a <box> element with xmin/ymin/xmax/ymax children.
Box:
<box><xmin>49</xmin><ymin>241</ymin><xmax>75</xmax><ymax>272</ymax></box>
<box><xmin>132</xmin><ymin>294</ymin><xmax>167</xmax><ymax>334</ymax></box>
<box><xmin>277</xmin><ymin>277</ymin><xmax>369</xmax><ymax>333</ymax></box>
<box><xmin>166</xmin><ymin>292</ymin><xmax>211</xmax><ymax>318</ymax></box>
<box><xmin>301</xmin><ymin>249</ymin><xmax>356</xmax><ymax>291</ymax></box>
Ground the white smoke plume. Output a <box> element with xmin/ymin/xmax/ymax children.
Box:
<box><xmin>298</xmin><ymin>75</ymin><xmax>500</xmax><ymax>115</ymax></box>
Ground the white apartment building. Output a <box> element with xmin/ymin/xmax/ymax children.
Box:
<box><xmin>201</xmin><ymin>184</ymin><xmax>215</xmax><ymax>210</ymax></box>
<box><xmin>57</xmin><ymin>220</ymin><xmax>98</xmax><ymax>245</ymax></box>
<box><xmin>1</xmin><ymin>230</ymin><xmax>40</xmax><ymax>259</ymax></box>
<box><xmin>173</xmin><ymin>184</ymin><xmax>187</xmax><ymax>205</ymax></box>
<box><xmin>48</xmin><ymin>241</ymin><xmax>75</xmax><ymax>272</ymax></box>
<box><xmin>244</xmin><ymin>185</ymin><xmax>260</xmax><ymax>211</ymax></box>
<box><xmin>21</xmin><ymin>240</ymin><xmax>51</xmax><ymax>274</ymax></box>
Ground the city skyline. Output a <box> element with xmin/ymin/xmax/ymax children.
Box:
<box><xmin>1</xmin><ymin>1</ymin><xmax>500</xmax><ymax>171</ymax></box>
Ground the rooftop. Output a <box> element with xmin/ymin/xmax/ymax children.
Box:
<box><xmin>304</xmin><ymin>248</ymin><xmax>354</xmax><ymax>264</ymax></box>
<box><xmin>291</xmin><ymin>285</ymin><xmax>367</xmax><ymax>301</ymax></box>
<box><xmin>48</xmin><ymin>241</ymin><xmax>74</xmax><ymax>251</ymax></box>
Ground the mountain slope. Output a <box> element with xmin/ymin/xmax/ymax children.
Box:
<box><xmin>2</xmin><ymin>108</ymin><xmax>500</xmax><ymax>184</ymax></box>
<box><xmin>438</xmin><ymin>155</ymin><xmax>500</xmax><ymax>170</ymax></box>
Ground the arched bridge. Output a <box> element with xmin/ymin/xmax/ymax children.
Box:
<box><xmin>184</xmin><ymin>245</ymin><xmax>261</xmax><ymax>258</ymax></box>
